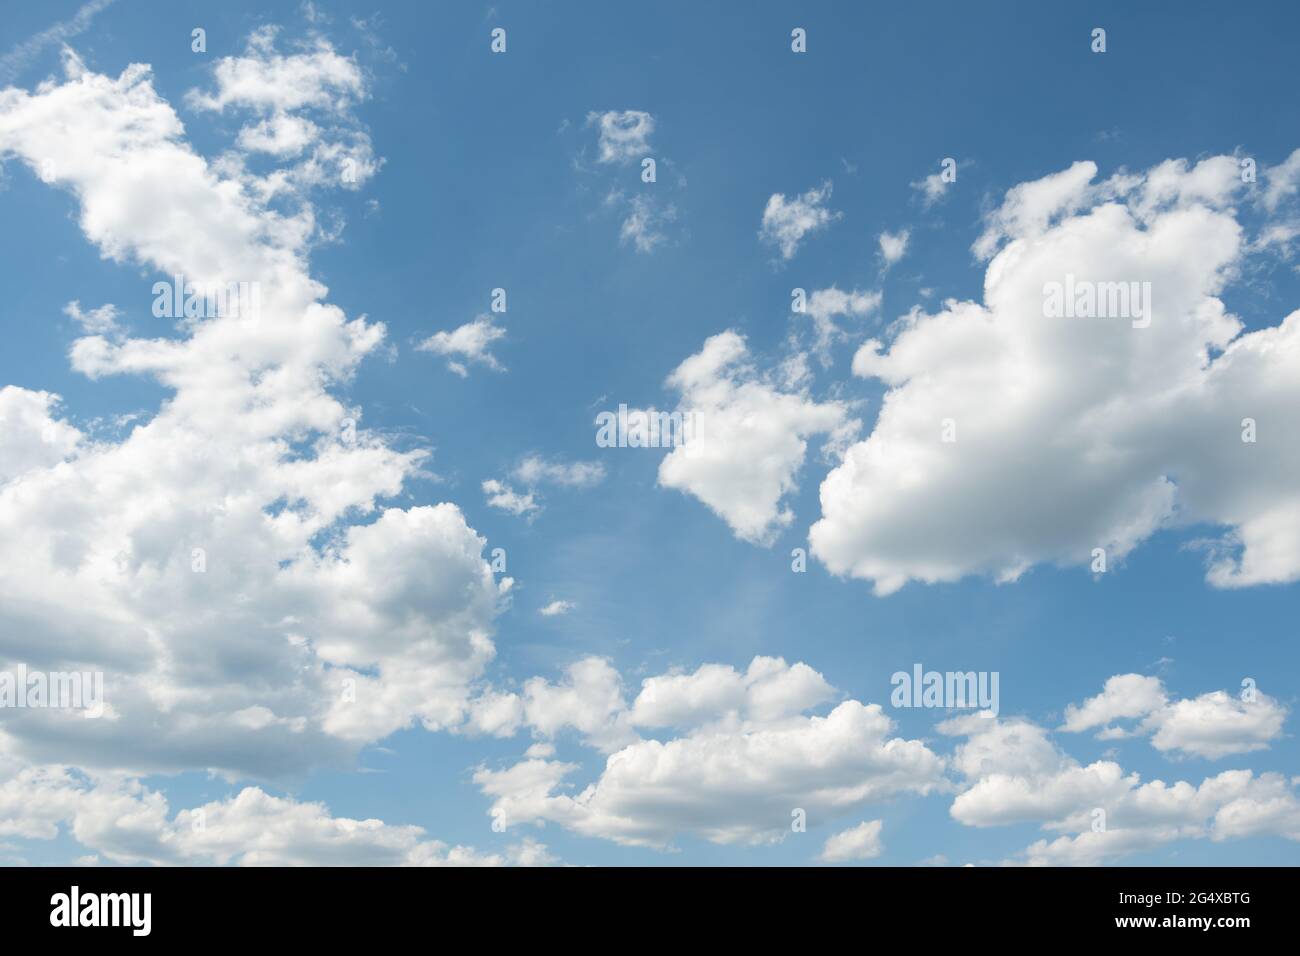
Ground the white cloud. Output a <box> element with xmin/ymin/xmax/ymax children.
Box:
<box><xmin>878</xmin><ymin>229</ymin><xmax>910</xmax><ymax>268</ymax></box>
<box><xmin>481</xmin><ymin>456</ymin><xmax>604</xmax><ymax>521</ymax></box>
<box><xmin>654</xmin><ymin>331</ymin><xmax>857</xmax><ymax>545</ymax></box>
<box><xmin>1060</xmin><ymin>675</ymin><xmax>1285</xmax><ymax>759</ymax></box>
<box><xmin>1143</xmin><ymin>690</ymin><xmax>1287</xmax><ymax>760</ymax></box>
<box><xmin>477</xmin><ymin>696</ymin><xmax>944</xmax><ymax>847</ymax></box>
<box><xmin>0</xmin><ymin>0</ymin><xmax>117</xmax><ymax>84</ymax></box>
<box><xmin>63</xmin><ymin>300</ymin><xmax>120</xmax><ymax>334</ymax></box>
<box><xmin>1060</xmin><ymin>676</ymin><xmax>1284</xmax><ymax>759</ymax></box>
<box><xmin>812</xmin><ymin>153</ymin><xmax>1300</xmax><ymax>595</ymax></box>
<box><xmin>417</xmin><ymin>315</ymin><xmax>506</xmax><ymax>376</ymax></box>
<box><xmin>186</xmin><ymin>27</ymin><xmax>378</xmax><ymax>193</ymax></box>
<box><xmin>522</xmin><ymin>658</ymin><xmax>636</xmax><ymax>753</ymax></box>
<box><xmin>0</xmin><ymin>40</ymin><xmax>510</xmax><ymax>780</ymax></box>
<box><xmin>629</xmin><ymin>656</ymin><xmax>834</xmax><ymax>730</ymax></box>
<box><xmin>472</xmin><ymin>655</ymin><xmax>941</xmax><ymax>848</ymax></box>
<box><xmin>586</xmin><ymin>109</ymin><xmax>654</xmax><ymax>164</ymax></box>
<box><xmin>1060</xmin><ymin>674</ymin><xmax>1167</xmax><ymax>733</ymax></box>
<box><xmin>972</xmin><ymin>160</ymin><xmax>1101</xmax><ymax>259</ymax></box>
<box><xmin>943</xmin><ymin>713</ymin><xmax>1300</xmax><ymax>865</ymax></box>
<box><xmin>1262</xmin><ymin>148</ymin><xmax>1300</xmax><ymax>212</ymax></box>
<box><xmin>583</xmin><ymin>114</ymin><xmax>680</xmax><ymax>252</ymax></box>
<box><xmin>236</xmin><ymin>113</ymin><xmax>320</xmax><ymax>157</ymax></box>
<box><xmin>172</xmin><ymin>787</ymin><xmax>555</xmax><ymax>866</ymax></box>
<box><xmin>513</xmin><ymin>456</ymin><xmax>605</xmax><ymax>488</ymax></box>
<box><xmin>799</xmin><ymin>287</ymin><xmax>882</xmax><ymax>365</ymax></box>
<box><xmin>0</xmin><ymin>767</ymin><xmax>555</xmax><ymax>866</ymax></box>
<box><xmin>482</xmin><ymin>479</ymin><xmax>538</xmax><ymax>517</ymax></box>
<box><xmin>910</xmin><ymin>169</ymin><xmax>950</xmax><ymax>208</ymax></box>
<box><xmin>460</xmin><ymin>655</ymin><xmax>1296</xmax><ymax>861</ymax></box>
<box><xmin>186</xmin><ymin>27</ymin><xmax>365</xmax><ymax>115</ymax></box>
<box><xmin>619</xmin><ymin>194</ymin><xmax>676</xmax><ymax>253</ymax></box>
<box><xmin>538</xmin><ymin>600</ymin><xmax>574</xmax><ymax>617</ymax></box>
<box><xmin>759</xmin><ymin>181</ymin><xmax>840</xmax><ymax>260</ymax></box>
<box><xmin>820</xmin><ymin>819</ymin><xmax>884</xmax><ymax>862</ymax></box>
<box><xmin>0</xmin><ymin>387</ymin><xmax>81</xmax><ymax>482</ymax></box>
<box><xmin>1212</xmin><ymin>773</ymin><xmax>1300</xmax><ymax>841</ymax></box>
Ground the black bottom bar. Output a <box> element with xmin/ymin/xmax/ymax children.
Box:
<box><xmin>1</xmin><ymin>866</ymin><xmax>1288</xmax><ymax>942</ymax></box>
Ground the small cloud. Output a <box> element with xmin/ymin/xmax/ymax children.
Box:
<box><xmin>300</xmin><ymin>1</ymin><xmax>331</xmax><ymax>24</ymax></box>
<box><xmin>877</xmin><ymin>229</ymin><xmax>910</xmax><ymax>269</ymax></box>
<box><xmin>759</xmin><ymin>181</ymin><xmax>840</xmax><ymax>260</ymax></box>
<box><xmin>539</xmin><ymin>599</ymin><xmax>575</xmax><ymax>617</ymax></box>
<box><xmin>911</xmin><ymin>161</ymin><xmax>965</xmax><ymax>209</ymax></box>
<box><xmin>619</xmin><ymin>195</ymin><xmax>677</xmax><ymax>253</ymax></box>
<box><xmin>63</xmin><ymin>300</ymin><xmax>120</xmax><ymax>334</ymax></box>
<box><xmin>819</xmin><ymin>820</ymin><xmax>884</xmax><ymax>863</ymax></box>
<box><xmin>586</xmin><ymin>109</ymin><xmax>655</xmax><ymax>164</ymax></box>
<box><xmin>513</xmin><ymin>456</ymin><xmax>605</xmax><ymax>488</ymax></box>
<box><xmin>911</xmin><ymin>172</ymin><xmax>946</xmax><ymax>207</ymax></box>
<box><xmin>800</xmin><ymin>287</ymin><xmax>881</xmax><ymax>364</ymax></box>
<box><xmin>416</xmin><ymin>315</ymin><xmax>505</xmax><ymax>376</ymax></box>
<box><xmin>481</xmin><ymin>479</ymin><xmax>538</xmax><ymax>517</ymax></box>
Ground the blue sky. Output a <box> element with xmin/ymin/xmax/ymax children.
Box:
<box><xmin>0</xmin><ymin>0</ymin><xmax>1298</xmax><ymax>866</ymax></box>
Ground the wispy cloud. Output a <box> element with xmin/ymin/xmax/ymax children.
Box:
<box><xmin>0</xmin><ymin>0</ymin><xmax>117</xmax><ymax>84</ymax></box>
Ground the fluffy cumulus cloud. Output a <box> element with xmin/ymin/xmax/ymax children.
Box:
<box><xmin>472</xmin><ymin>656</ymin><xmax>944</xmax><ymax>848</ymax></box>
<box><xmin>3</xmin><ymin>15</ymin><xmax>1295</xmax><ymax>871</ymax></box>
<box><xmin>481</xmin><ymin>479</ymin><xmax>538</xmax><ymax>518</ymax></box>
<box><xmin>759</xmin><ymin>181</ymin><xmax>840</xmax><ymax>260</ymax></box>
<box><xmin>1061</xmin><ymin>674</ymin><xmax>1169</xmax><ymax>733</ymax></box>
<box><xmin>1061</xmin><ymin>674</ymin><xmax>1286</xmax><ymax>758</ymax></box>
<box><xmin>417</xmin><ymin>314</ymin><xmax>506</xmax><ymax>377</ymax></box>
<box><xmin>811</xmin><ymin>153</ymin><xmax>1300</xmax><ymax>594</ymax></box>
<box><xmin>0</xmin><ymin>763</ymin><xmax>554</xmax><ymax>866</ymax></box>
<box><xmin>0</xmin><ymin>386</ymin><xmax>81</xmax><ymax>481</ymax></box>
<box><xmin>653</xmin><ymin>331</ymin><xmax>858</xmax><ymax>545</ymax></box>
<box><xmin>628</xmin><ymin>656</ymin><xmax>835</xmax><ymax>730</ymax></box>
<box><xmin>186</xmin><ymin>25</ymin><xmax>377</xmax><ymax>191</ymax></box>
<box><xmin>0</xmin><ymin>35</ymin><xmax>511</xmax><ymax>788</ymax></box>
<box><xmin>1261</xmin><ymin>147</ymin><xmax>1300</xmax><ymax>212</ymax></box>
<box><xmin>538</xmin><ymin>599</ymin><xmax>574</xmax><ymax>617</ymax></box>
<box><xmin>820</xmin><ymin>819</ymin><xmax>884</xmax><ymax>863</ymax></box>
<box><xmin>942</xmin><ymin>710</ymin><xmax>1300</xmax><ymax>866</ymax></box>
<box><xmin>878</xmin><ymin>229</ymin><xmax>909</xmax><ymax>268</ymax></box>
